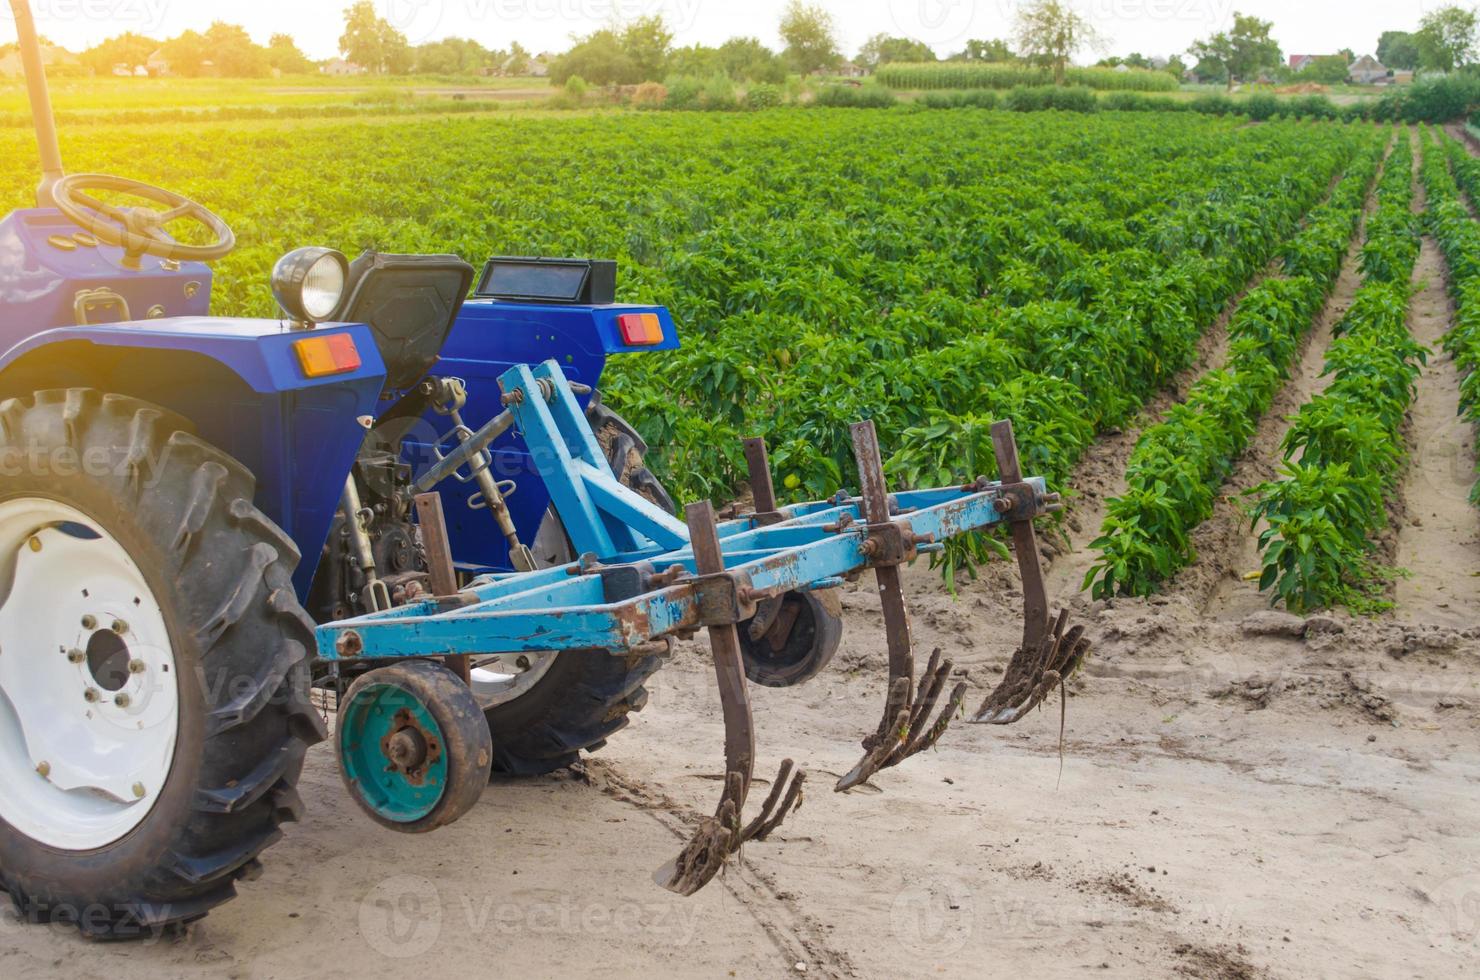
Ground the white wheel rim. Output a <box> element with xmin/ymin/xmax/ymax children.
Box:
<box><xmin>0</xmin><ymin>498</ymin><xmax>179</xmax><ymax>850</ymax></box>
<box><xmin>468</xmin><ymin>652</ymin><xmax>558</xmax><ymax>707</ymax></box>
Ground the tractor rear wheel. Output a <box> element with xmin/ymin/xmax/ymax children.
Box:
<box><xmin>0</xmin><ymin>390</ymin><xmax>324</xmax><ymax>937</ymax></box>
<box><xmin>478</xmin><ymin>397</ymin><xmax>669</xmax><ymax>776</ymax></box>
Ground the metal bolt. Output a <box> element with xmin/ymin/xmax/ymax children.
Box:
<box><xmin>132</xmin><ymin>783</ymin><xmax>146</xmax><ymax>799</ymax></box>
<box><xmin>128</xmin><ymin>659</ymin><xmax>146</xmax><ymax>674</ymax></box>
<box><xmin>83</xmin><ymin>688</ymin><xmax>100</xmax><ymax>703</ymax></box>
<box><xmin>111</xmin><ymin>620</ymin><xmax>129</xmax><ymax>635</ymax></box>
<box><xmin>114</xmin><ymin>693</ymin><xmax>132</xmax><ymax>708</ymax></box>
<box><xmin>81</xmin><ymin>615</ymin><xmax>97</xmax><ymax>630</ymax></box>
<box><xmin>515</xmin><ymin>655</ymin><xmax>531</xmax><ymax>671</ymax></box>
<box><xmin>36</xmin><ymin>761</ymin><xmax>50</xmax><ymax>778</ymax></box>
<box><xmin>27</xmin><ymin>536</ymin><xmax>41</xmax><ymax>552</ymax></box>
<box><xmin>67</xmin><ymin>648</ymin><xmax>85</xmax><ymax>664</ymax></box>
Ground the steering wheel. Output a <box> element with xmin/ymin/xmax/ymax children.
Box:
<box><xmin>52</xmin><ymin>173</ymin><xmax>236</xmax><ymax>266</ymax></box>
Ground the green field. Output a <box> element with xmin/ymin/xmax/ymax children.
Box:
<box><xmin>0</xmin><ymin>108</ymin><xmax>1379</xmax><ymax>515</ymax></box>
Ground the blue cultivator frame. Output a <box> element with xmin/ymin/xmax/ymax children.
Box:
<box><xmin>316</xmin><ymin>359</ymin><xmax>1091</xmax><ymax>895</ymax></box>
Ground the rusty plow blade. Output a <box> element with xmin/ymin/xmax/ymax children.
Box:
<box><xmin>657</xmin><ymin>501</ymin><xmax>806</xmax><ymax>897</ymax></box>
<box><xmin>969</xmin><ymin>420</ymin><xmax>1091</xmax><ymax>725</ymax></box>
<box><xmin>834</xmin><ymin>420</ymin><xmax>970</xmax><ymax>793</ymax></box>
<box><xmin>970</xmin><ymin>609</ymin><xmax>1091</xmax><ymax>725</ymax></box>
<box><xmin>835</xmin><ymin>646</ymin><xmax>968</xmax><ymax>791</ymax></box>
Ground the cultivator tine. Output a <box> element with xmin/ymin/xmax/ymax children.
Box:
<box><xmin>835</xmin><ymin>420</ymin><xmax>966</xmax><ymax>793</ymax></box>
<box><xmin>968</xmin><ymin>421</ymin><xmax>1092</xmax><ymax>725</ymax></box>
<box><xmin>971</xmin><ymin>610</ymin><xmax>1092</xmax><ymax>725</ymax></box>
<box><xmin>659</xmin><ymin>501</ymin><xmax>805</xmax><ymax>897</ymax></box>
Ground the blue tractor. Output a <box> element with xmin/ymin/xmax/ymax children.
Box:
<box><xmin>0</xmin><ymin>0</ymin><xmax>1086</xmax><ymax>936</ymax></box>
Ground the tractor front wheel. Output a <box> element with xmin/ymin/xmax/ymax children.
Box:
<box><xmin>0</xmin><ymin>390</ymin><xmax>324</xmax><ymax>937</ymax></box>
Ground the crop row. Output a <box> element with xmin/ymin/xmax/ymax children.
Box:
<box><xmin>1249</xmin><ymin>136</ymin><xmax>1424</xmax><ymax>613</ymax></box>
<box><xmin>1425</xmin><ymin>129</ymin><xmax>1480</xmax><ymax>506</ymax></box>
<box><xmin>1086</xmin><ymin>137</ymin><xmax>1389</xmax><ymax>598</ymax></box>
<box><xmin>876</xmin><ymin>63</ymin><xmax>1179</xmax><ymax>93</ymax></box>
<box><xmin>0</xmin><ymin>112</ymin><xmax>1379</xmax><ymax>515</ymax></box>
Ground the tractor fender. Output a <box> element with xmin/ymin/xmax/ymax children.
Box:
<box><xmin>0</xmin><ymin>317</ymin><xmax>388</xmax><ymax>602</ymax></box>
<box><xmin>0</xmin><ymin>316</ymin><xmax>386</xmax><ymax>395</ymax></box>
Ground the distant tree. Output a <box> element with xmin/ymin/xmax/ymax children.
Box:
<box><xmin>779</xmin><ymin>0</ymin><xmax>841</xmax><ymax>75</ymax></box>
<box><xmin>956</xmin><ymin>38</ymin><xmax>1014</xmax><ymax>62</ymax></box>
<box><xmin>668</xmin><ymin>44</ymin><xmax>722</xmax><ymax>78</ymax></box>
<box><xmin>1188</xmin><ymin>12</ymin><xmax>1281</xmax><ymax>91</ymax></box>
<box><xmin>160</xmin><ymin>30</ymin><xmax>210</xmax><ymax>76</ymax></box>
<box><xmin>1190</xmin><ymin>54</ymin><xmax>1228</xmax><ymax>85</ymax></box>
<box><xmin>200</xmin><ymin>23</ymin><xmax>270</xmax><ymax>77</ymax></box>
<box><xmin>1014</xmin><ymin>0</ymin><xmax>1105</xmax><ymax>86</ymax></box>
<box><xmin>1165</xmin><ymin>54</ymin><xmax>1188</xmax><ymax>77</ymax></box>
<box><xmin>412</xmin><ymin>37</ymin><xmax>491</xmax><ymax>75</ymax></box>
<box><xmin>504</xmin><ymin>41</ymin><xmax>532</xmax><ymax>75</ymax></box>
<box><xmin>80</xmin><ymin>32</ymin><xmax>155</xmax><ymax>75</ymax></box>
<box><xmin>622</xmin><ymin>15</ymin><xmax>673</xmax><ymax>82</ymax></box>
<box><xmin>718</xmin><ymin>37</ymin><xmax>786</xmax><ymax>83</ymax></box>
<box><xmin>1299</xmin><ymin>54</ymin><xmax>1351</xmax><ymax>84</ymax></box>
<box><xmin>1416</xmin><ymin>6</ymin><xmax>1478</xmax><ymax>73</ymax></box>
<box><xmin>549</xmin><ymin>17</ymin><xmax>673</xmax><ymax>85</ymax></box>
<box><xmin>267</xmin><ymin>34</ymin><xmax>314</xmax><ymax>74</ymax></box>
<box><xmin>339</xmin><ymin>0</ymin><xmax>409</xmax><ymax>73</ymax></box>
<box><xmin>550</xmin><ymin>30</ymin><xmax>633</xmax><ymax>86</ymax></box>
<box><xmin>1377</xmin><ymin>30</ymin><xmax>1421</xmax><ymax>70</ymax></box>
<box><xmin>856</xmin><ymin>34</ymin><xmax>936</xmax><ymax>71</ymax></box>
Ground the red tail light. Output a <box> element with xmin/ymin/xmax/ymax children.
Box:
<box><xmin>617</xmin><ymin>312</ymin><xmax>664</xmax><ymax>346</ymax></box>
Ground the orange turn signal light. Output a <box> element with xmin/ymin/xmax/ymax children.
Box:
<box><xmin>617</xmin><ymin>312</ymin><xmax>664</xmax><ymax>346</ymax></box>
<box><xmin>294</xmin><ymin>333</ymin><xmax>362</xmax><ymax>378</ymax></box>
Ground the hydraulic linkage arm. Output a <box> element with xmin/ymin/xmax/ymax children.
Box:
<box><xmin>315</xmin><ymin>359</ymin><xmax>1089</xmax><ymax>895</ymax></box>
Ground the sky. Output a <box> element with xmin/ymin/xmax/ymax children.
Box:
<box><xmin>0</xmin><ymin>0</ymin><xmax>1449</xmax><ymax>63</ymax></box>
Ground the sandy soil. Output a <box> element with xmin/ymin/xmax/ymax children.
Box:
<box><xmin>4</xmin><ymin>131</ymin><xmax>1480</xmax><ymax>980</ymax></box>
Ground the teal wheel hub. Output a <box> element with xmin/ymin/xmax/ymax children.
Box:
<box><xmin>339</xmin><ymin>682</ymin><xmax>450</xmax><ymax>824</ymax></box>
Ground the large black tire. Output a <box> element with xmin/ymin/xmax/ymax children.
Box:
<box><xmin>0</xmin><ymin>389</ymin><xmax>325</xmax><ymax>938</ymax></box>
<box><xmin>485</xmin><ymin>396</ymin><xmax>670</xmax><ymax>776</ymax></box>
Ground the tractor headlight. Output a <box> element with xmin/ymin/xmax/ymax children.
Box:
<box><xmin>271</xmin><ymin>247</ymin><xmax>348</xmax><ymax>324</ymax></box>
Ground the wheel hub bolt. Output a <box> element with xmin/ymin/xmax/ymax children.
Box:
<box><xmin>112</xmin><ymin>620</ymin><xmax>129</xmax><ymax>635</ymax></box>
<box><xmin>36</xmin><ymin>761</ymin><xmax>50</xmax><ymax>778</ymax></box>
<box><xmin>83</xmin><ymin>688</ymin><xmax>100</xmax><ymax>703</ymax></box>
<box><xmin>516</xmin><ymin>656</ymin><xmax>531</xmax><ymax>670</ymax></box>
<box><xmin>128</xmin><ymin>659</ymin><xmax>146</xmax><ymax>674</ymax></box>
<box><xmin>27</xmin><ymin>536</ymin><xmax>41</xmax><ymax>553</ymax></box>
<box><xmin>114</xmin><ymin>693</ymin><xmax>132</xmax><ymax>708</ymax></box>
<box><xmin>67</xmin><ymin>648</ymin><xmax>85</xmax><ymax>664</ymax></box>
<box><xmin>132</xmin><ymin>783</ymin><xmax>146</xmax><ymax>799</ymax></box>
<box><xmin>81</xmin><ymin>615</ymin><xmax>97</xmax><ymax>630</ymax></box>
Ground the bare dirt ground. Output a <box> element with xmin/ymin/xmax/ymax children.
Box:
<box><xmin>5</xmin><ymin>135</ymin><xmax>1480</xmax><ymax>980</ymax></box>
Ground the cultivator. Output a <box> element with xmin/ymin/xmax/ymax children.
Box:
<box><xmin>316</xmin><ymin>359</ymin><xmax>1089</xmax><ymax>895</ymax></box>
